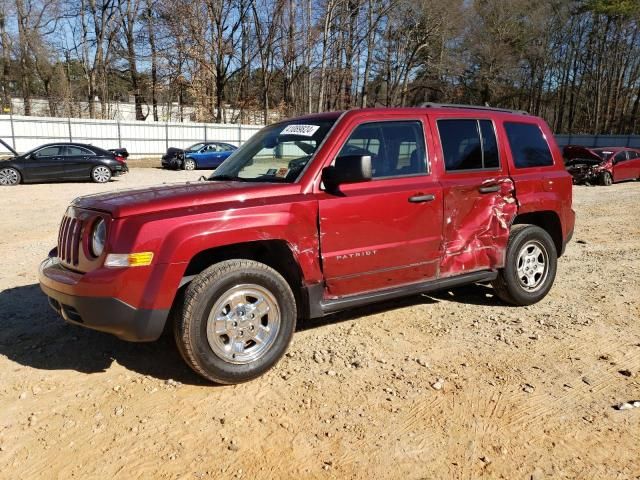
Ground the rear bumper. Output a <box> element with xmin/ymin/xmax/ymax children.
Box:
<box><xmin>39</xmin><ymin>256</ymin><xmax>169</xmax><ymax>342</ymax></box>
<box><xmin>113</xmin><ymin>164</ymin><xmax>129</xmax><ymax>176</ymax></box>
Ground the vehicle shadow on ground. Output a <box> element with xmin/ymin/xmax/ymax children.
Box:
<box><xmin>298</xmin><ymin>282</ymin><xmax>506</xmax><ymax>331</ymax></box>
<box><xmin>297</xmin><ymin>294</ymin><xmax>439</xmax><ymax>331</ymax></box>
<box><xmin>0</xmin><ymin>282</ymin><xmax>504</xmax><ymax>384</ymax></box>
<box><xmin>427</xmin><ymin>283</ymin><xmax>511</xmax><ymax>307</ymax></box>
<box><xmin>0</xmin><ymin>283</ymin><xmax>209</xmax><ymax>386</ymax></box>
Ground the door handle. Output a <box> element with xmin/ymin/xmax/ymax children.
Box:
<box><xmin>478</xmin><ymin>185</ymin><xmax>500</xmax><ymax>194</ymax></box>
<box><xmin>408</xmin><ymin>194</ymin><xmax>435</xmax><ymax>203</ymax></box>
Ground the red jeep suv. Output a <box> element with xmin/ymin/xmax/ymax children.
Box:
<box><xmin>39</xmin><ymin>105</ymin><xmax>575</xmax><ymax>384</ymax></box>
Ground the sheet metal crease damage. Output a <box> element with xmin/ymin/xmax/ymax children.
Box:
<box><xmin>440</xmin><ymin>178</ymin><xmax>517</xmax><ymax>276</ymax></box>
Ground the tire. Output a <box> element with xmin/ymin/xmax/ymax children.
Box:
<box><xmin>600</xmin><ymin>171</ymin><xmax>613</xmax><ymax>186</ymax></box>
<box><xmin>91</xmin><ymin>165</ymin><xmax>112</xmax><ymax>183</ymax></box>
<box><xmin>174</xmin><ymin>259</ymin><xmax>297</xmax><ymax>384</ymax></box>
<box><xmin>183</xmin><ymin>158</ymin><xmax>196</xmax><ymax>171</ymax></box>
<box><xmin>0</xmin><ymin>167</ymin><xmax>21</xmax><ymax>186</ymax></box>
<box><xmin>492</xmin><ymin>224</ymin><xmax>557</xmax><ymax>306</ymax></box>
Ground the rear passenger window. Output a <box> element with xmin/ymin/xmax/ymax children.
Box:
<box><xmin>437</xmin><ymin>119</ymin><xmax>500</xmax><ymax>171</ymax></box>
<box><xmin>65</xmin><ymin>146</ymin><xmax>94</xmax><ymax>156</ymax></box>
<box><xmin>505</xmin><ymin>122</ymin><xmax>554</xmax><ymax>168</ymax></box>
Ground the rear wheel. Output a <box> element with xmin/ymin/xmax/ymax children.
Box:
<box><xmin>0</xmin><ymin>167</ymin><xmax>21</xmax><ymax>185</ymax></box>
<box><xmin>174</xmin><ymin>259</ymin><xmax>296</xmax><ymax>384</ymax></box>
<box><xmin>600</xmin><ymin>171</ymin><xmax>613</xmax><ymax>186</ymax></box>
<box><xmin>91</xmin><ymin>165</ymin><xmax>112</xmax><ymax>183</ymax></box>
<box><xmin>183</xmin><ymin>158</ymin><xmax>196</xmax><ymax>171</ymax></box>
<box><xmin>492</xmin><ymin>225</ymin><xmax>557</xmax><ymax>306</ymax></box>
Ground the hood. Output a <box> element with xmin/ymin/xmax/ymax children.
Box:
<box><xmin>72</xmin><ymin>180</ymin><xmax>299</xmax><ymax>218</ymax></box>
<box><xmin>0</xmin><ymin>139</ymin><xmax>18</xmax><ymax>157</ymax></box>
<box><xmin>163</xmin><ymin>147</ymin><xmax>184</xmax><ymax>159</ymax></box>
<box><xmin>562</xmin><ymin>145</ymin><xmax>605</xmax><ymax>162</ymax></box>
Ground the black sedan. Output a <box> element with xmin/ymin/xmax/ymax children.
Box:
<box><xmin>0</xmin><ymin>142</ymin><xmax>128</xmax><ymax>185</ymax></box>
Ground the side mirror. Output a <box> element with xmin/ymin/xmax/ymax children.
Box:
<box><xmin>322</xmin><ymin>155</ymin><xmax>372</xmax><ymax>191</ymax></box>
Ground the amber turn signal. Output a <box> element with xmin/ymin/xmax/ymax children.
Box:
<box><xmin>104</xmin><ymin>252</ymin><xmax>154</xmax><ymax>267</ymax></box>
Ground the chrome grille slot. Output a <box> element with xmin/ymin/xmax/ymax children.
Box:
<box><xmin>57</xmin><ymin>215</ymin><xmax>83</xmax><ymax>266</ymax></box>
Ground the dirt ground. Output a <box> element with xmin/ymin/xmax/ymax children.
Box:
<box><xmin>0</xmin><ymin>169</ymin><xmax>639</xmax><ymax>479</ymax></box>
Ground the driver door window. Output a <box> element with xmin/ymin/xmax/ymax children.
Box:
<box><xmin>34</xmin><ymin>146</ymin><xmax>63</xmax><ymax>158</ymax></box>
<box><xmin>337</xmin><ymin>121</ymin><xmax>427</xmax><ymax>178</ymax></box>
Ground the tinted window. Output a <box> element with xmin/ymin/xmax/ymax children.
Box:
<box><xmin>437</xmin><ymin>119</ymin><xmax>499</xmax><ymax>171</ymax></box>
<box><xmin>338</xmin><ymin>121</ymin><xmax>427</xmax><ymax>178</ymax></box>
<box><xmin>480</xmin><ymin>120</ymin><xmax>499</xmax><ymax>168</ymax></box>
<box><xmin>65</xmin><ymin>146</ymin><xmax>94</xmax><ymax>156</ymax></box>
<box><xmin>505</xmin><ymin>122</ymin><xmax>554</xmax><ymax>168</ymax></box>
<box><xmin>34</xmin><ymin>146</ymin><xmax>62</xmax><ymax>157</ymax></box>
<box><xmin>628</xmin><ymin>151</ymin><xmax>640</xmax><ymax>160</ymax></box>
<box><xmin>614</xmin><ymin>152</ymin><xmax>627</xmax><ymax>162</ymax></box>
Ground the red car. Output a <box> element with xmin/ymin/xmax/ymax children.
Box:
<box><xmin>564</xmin><ymin>145</ymin><xmax>640</xmax><ymax>186</ymax></box>
<box><xmin>40</xmin><ymin>105</ymin><xmax>575</xmax><ymax>384</ymax></box>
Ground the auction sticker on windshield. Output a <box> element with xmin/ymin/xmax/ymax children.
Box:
<box><xmin>280</xmin><ymin>124</ymin><xmax>320</xmax><ymax>136</ymax></box>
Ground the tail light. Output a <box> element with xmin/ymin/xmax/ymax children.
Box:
<box><xmin>115</xmin><ymin>155</ymin><xmax>126</xmax><ymax>163</ymax></box>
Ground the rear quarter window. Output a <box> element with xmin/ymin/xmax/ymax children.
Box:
<box><xmin>504</xmin><ymin>122</ymin><xmax>554</xmax><ymax>168</ymax></box>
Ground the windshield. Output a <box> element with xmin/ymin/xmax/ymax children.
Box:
<box><xmin>187</xmin><ymin>143</ymin><xmax>205</xmax><ymax>152</ymax></box>
<box><xmin>208</xmin><ymin>118</ymin><xmax>337</xmax><ymax>183</ymax></box>
<box><xmin>592</xmin><ymin>149</ymin><xmax>614</xmax><ymax>160</ymax></box>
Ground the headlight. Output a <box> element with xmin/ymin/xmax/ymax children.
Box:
<box><xmin>91</xmin><ymin>218</ymin><xmax>106</xmax><ymax>257</ymax></box>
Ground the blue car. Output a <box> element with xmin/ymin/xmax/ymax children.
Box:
<box><xmin>162</xmin><ymin>142</ymin><xmax>237</xmax><ymax>170</ymax></box>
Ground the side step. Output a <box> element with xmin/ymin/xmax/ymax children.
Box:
<box><xmin>314</xmin><ymin>270</ymin><xmax>498</xmax><ymax>316</ymax></box>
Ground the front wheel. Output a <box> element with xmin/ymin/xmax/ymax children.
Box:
<box><xmin>183</xmin><ymin>158</ymin><xmax>196</xmax><ymax>171</ymax></box>
<box><xmin>0</xmin><ymin>167</ymin><xmax>21</xmax><ymax>185</ymax></box>
<box><xmin>174</xmin><ymin>259</ymin><xmax>297</xmax><ymax>384</ymax></box>
<box><xmin>91</xmin><ymin>165</ymin><xmax>112</xmax><ymax>183</ymax></box>
<box><xmin>492</xmin><ymin>225</ymin><xmax>557</xmax><ymax>306</ymax></box>
<box><xmin>600</xmin><ymin>171</ymin><xmax>613</xmax><ymax>186</ymax></box>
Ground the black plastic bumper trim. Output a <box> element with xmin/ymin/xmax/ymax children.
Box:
<box><xmin>304</xmin><ymin>270</ymin><xmax>498</xmax><ymax>318</ymax></box>
<box><xmin>40</xmin><ymin>284</ymin><xmax>169</xmax><ymax>342</ymax></box>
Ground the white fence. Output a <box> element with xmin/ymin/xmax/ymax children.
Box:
<box><xmin>0</xmin><ymin>114</ymin><xmax>264</xmax><ymax>157</ymax></box>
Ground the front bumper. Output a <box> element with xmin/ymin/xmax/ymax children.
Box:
<box><xmin>39</xmin><ymin>256</ymin><xmax>169</xmax><ymax>342</ymax></box>
<box><xmin>161</xmin><ymin>156</ymin><xmax>182</xmax><ymax>169</ymax></box>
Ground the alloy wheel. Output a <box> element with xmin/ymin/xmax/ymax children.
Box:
<box><xmin>206</xmin><ymin>284</ymin><xmax>281</xmax><ymax>364</ymax></box>
<box><xmin>92</xmin><ymin>166</ymin><xmax>111</xmax><ymax>183</ymax></box>
<box><xmin>0</xmin><ymin>168</ymin><xmax>19</xmax><ymax>185</ymax></box>
<box><xmin>516</xmin><ymin>240</ymin><xmax>549</xmax><ymax>292</ymax></box>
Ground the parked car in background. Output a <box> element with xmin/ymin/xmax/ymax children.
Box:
<box><xmin>161</xmin><ymin>142</ymin><xmax>237</xmax><ymax>170</ymax></box>
<box><xmin>564</xmin><ymin>145</ymin><xmax>640</xmax><ymax>185</ymax></box>
<box><xmin>0</xmin><ymin>142</ymin><xmax>128</xmax><ymax>185</ymax></box>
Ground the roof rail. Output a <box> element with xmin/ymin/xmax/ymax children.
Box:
<box><xmin>420</xmin><ymin>102</ymin><xmax>529</xmax><ymax>115</ymax></box>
